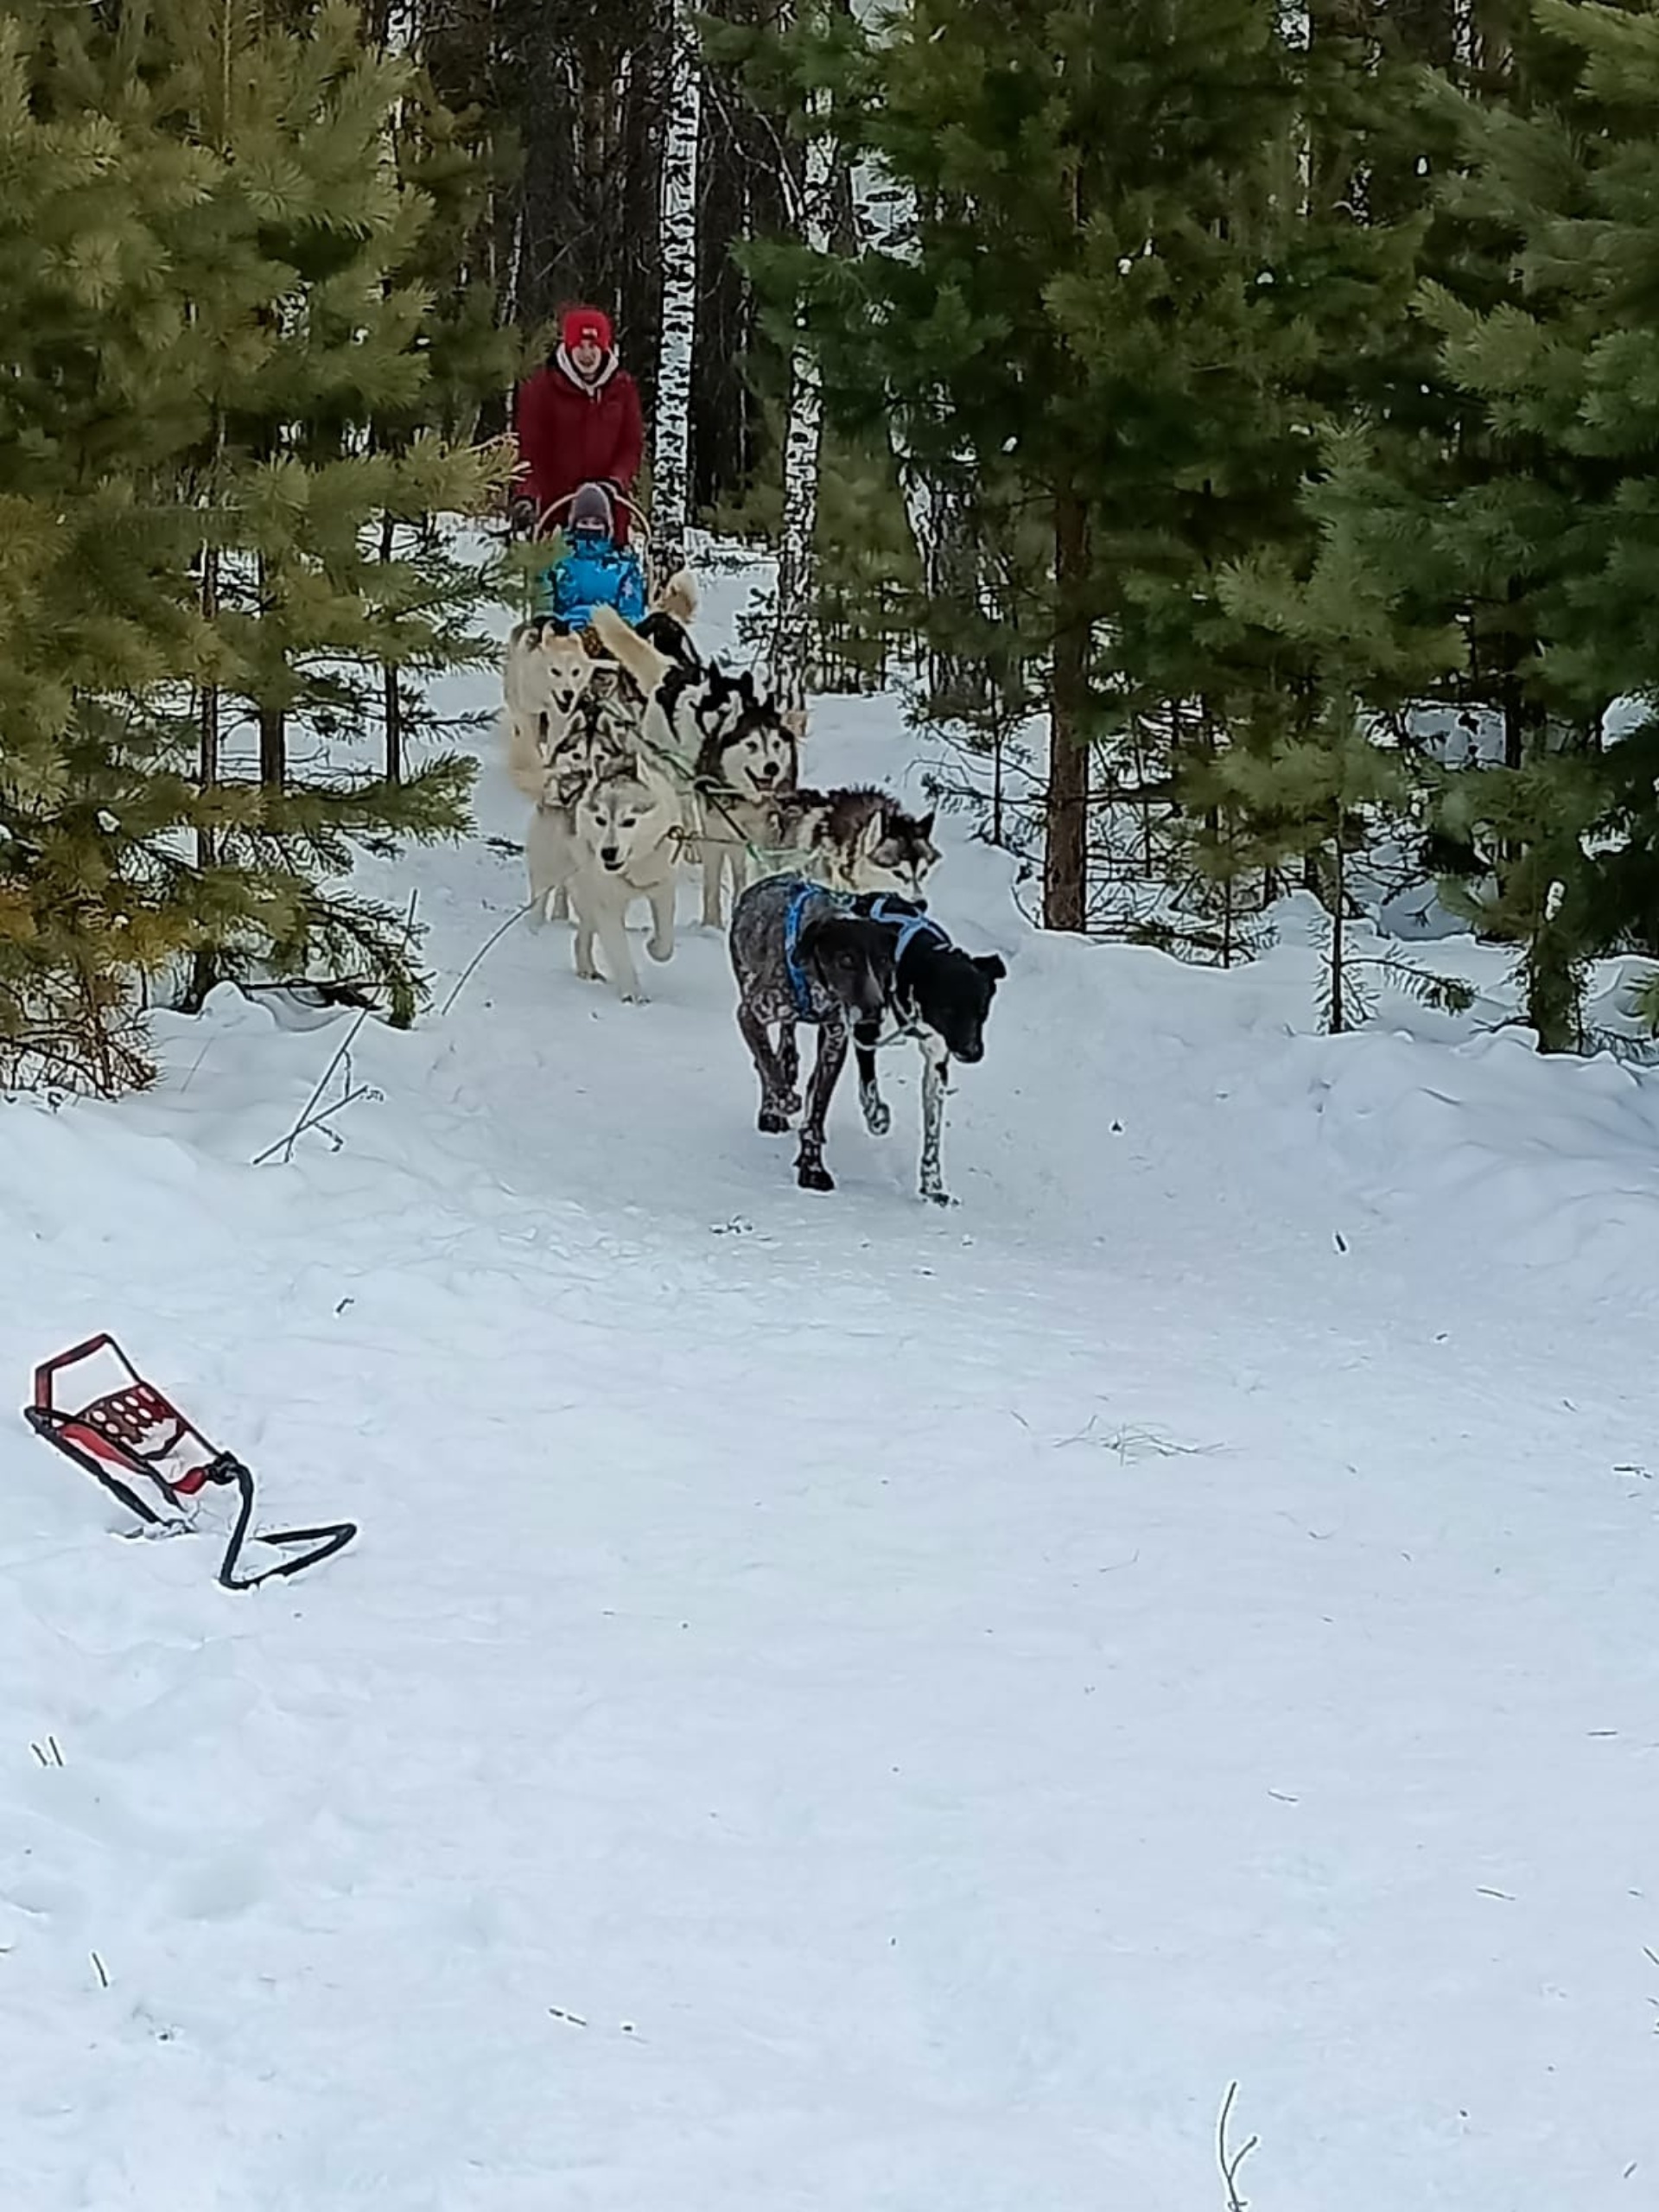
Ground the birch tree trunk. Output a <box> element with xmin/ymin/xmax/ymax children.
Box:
<box><xmin>766</xmin><ymin>86</ymin><xmax>834</xmax><ymax>723</ymax></box>
<box><xmin>652</xmin><ymin>0</ymin><xmax>702</xmax><ymax>580</ymax></box>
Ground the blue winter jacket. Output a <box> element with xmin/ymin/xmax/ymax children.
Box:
<box><xmin>536</xmin><ymin>535</ymin><xmax>648</xmax><ymax>631</ymax></box>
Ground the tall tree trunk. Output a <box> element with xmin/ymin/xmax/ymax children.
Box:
<box><xmin>257</xmin><ymin>551</ymin><xmax>285</xmax><ymax>791</ymax></box>
<box><xmin>190</xmin><ymin>543</ymin><xmax>222</xmax><ymax>1009</ymax></box>
<box><xmin>766</xmin><ymin>86</ymin><xmax>834</xmax><ymax>720</ymax></box>
<box><xmin>379</xmin><ymin>512</ymin><xmax>404</xmax><ymax>784</ymax></box>
<box><xmin>1044</xmin><ymin>490</ymin><xmax>1090</xmax><ymax>931</ymax></box>
<box><xmin>1327</xmin><ymin>831</ymin><xmax>1346</xmax><ymax>1033</ymax></box>
<box><xmin>651</xmin><ymin>0</ymin><xmax>701</xmax><ymax>577</ymax></box>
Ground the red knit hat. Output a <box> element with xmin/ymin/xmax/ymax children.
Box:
<box><xmin>562</xmin><ymin>305</ymin><xmax>613</xmax><ymax>354</ymax></box>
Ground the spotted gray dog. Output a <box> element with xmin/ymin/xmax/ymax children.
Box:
<box><xmin>728</xmin><ymin>875</ymin><xmax>895</xmax><ymax>1192</ymax></box>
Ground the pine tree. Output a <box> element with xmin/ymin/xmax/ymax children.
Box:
<box><xmin>741</xmin><ymin>0</ymin><xmax>1409</xmax><ymax>931</ymax></box>
<box><xmin>368</xmin><ymin>48</ymin><xmax>518</xmax><ymax>788</ymax></box>
<box><xmin>1427</xmin><ymin>0</ymin><xmax>1659</xmax><ymax>1044</ymax></box>
<box><xmin>124</xmin><ymin>0</ymin><xmax>506</xmax><ymax>1008</ymax></box>
<box><xmin>1287</xmin><ymin>0</ymin><xmax>1659</xmax><ymax>1050</ymax></box>
<box><xmin>0</xmin><ymin>3</ymin><xmax>231</xmax><ymax>1086</ymax></box>
<box><xmin>0</xmin><ymin>0</ymin><xmax>507</xmax><ymax>1088</ymax></box>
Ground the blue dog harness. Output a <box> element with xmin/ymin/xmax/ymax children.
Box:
<box><xmin>782</xmin><ymin>888</ymin><xmax>947</xmax><ymax>1021</ymax></box>
<box><xmin>783</xmin><ymin>881</ymin><xmax>842</xmax><ymax>1019</ymax></box>
<box><xmin>862</xmin><ymin>894</ymin><xmax>950</xmax><ymax>965</ymax></box>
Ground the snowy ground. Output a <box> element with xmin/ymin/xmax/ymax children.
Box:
<box><xmin>3</xmin><ymin>550</ymin><xmax>1659</xmax><ymax>2210</ymax></box>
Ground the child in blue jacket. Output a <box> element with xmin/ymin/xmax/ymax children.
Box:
<box><xmin>536</xmin><ymin>481</ymin><xmax>647</xmax><ymax>632</ymax></box>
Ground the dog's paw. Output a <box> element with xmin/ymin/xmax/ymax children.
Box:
<box><xmin>618</xmin><ymin>988</ymin><xmax>651</xmax><ymax>1006</ymax></box>
<box><xmin>864</xmin><ymin>1103</ymin><xmax>892</xmax><ymax>1138</ymax></box>
<box><xmin>647</xmin><ymin>938</ymin><xmax>674</xmax><ymax>964</ymax></box>
<box><xmin>797</xmin><ymin>1161</ymin><xmax>836</xmax><ymax>1193</ymax></box>
<box><xmin>921</xmin><ymin>1186</ymin><xmax>957</xmax><ymax>1209</ymax></box>
<box><xmin>758</xmin><ymin>1107</ymin><xmax>791</xmax><ymax>1135</ymax></box>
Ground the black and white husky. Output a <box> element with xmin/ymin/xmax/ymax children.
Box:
<box><xmin>592</xmin><ymin>603</ymin><xmax>798</xmax><ymax>922</ymax></box>
<box><xmin>591</xmin><ymin>601</ymin><xmax>758</xmax><ymax>770</ymax></box>
<box><xmin>691</xmin><ymin>706</ymin><xmax>800</xmax><ymax>926</ymax></box>
<box><xmin>591</xmin><ymin>606</ymin><xmax>944</xmax><ymax>919</ymax></box>
<box><xmin>729</xmin><ymin>878</ymin><xmax>1004</xmax><ymax>1203</ymax></box>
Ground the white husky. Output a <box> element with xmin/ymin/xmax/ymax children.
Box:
<box><xmin>503</xmin><ymin>621</ymin><xmax>594</xmax><ymax>795</ymax></box>
<box><xmin>525</xmin><ymin>755</ymin><xmax>684</xmax><ymax>1005</ymax></box>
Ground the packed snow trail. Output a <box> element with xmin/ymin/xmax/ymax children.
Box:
<box><xmin>1</xmin><ymin>553</ymin><xmax>1656</xmax><ymax>2210</ymax></box>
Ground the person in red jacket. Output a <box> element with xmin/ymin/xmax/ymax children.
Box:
<box><xmin>514</xmin><ymin>306</ymin><xmax>645</xmax><ymax>543</ymax></box>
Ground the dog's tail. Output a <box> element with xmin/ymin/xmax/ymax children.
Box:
<box><xmin>591</xmin><ymin>603</ymin><xmax>673</xmax><ymax>697</ymax></box>
<box><xmin>652</xmin><ymin>568</ymin><xmax>699</xmax><ymax>626</ymax></box>
<box><xmin>505</xmin><ymin>711</ymin><xmax>551</xmax><ymax>805</ymax></box>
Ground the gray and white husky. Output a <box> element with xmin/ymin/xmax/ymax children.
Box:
<box><xmin>525</xmin><ymin>751</ymin><xmax>685</xmax><ymax>1004</ymax></box>
<box><xmin>772</xmin><ymin>785</ymin><xmax>940</xmax><ymax>899</ymax></box>
<box><xmin>514</xmin><ymin>684</ymin><xmax>641</xmax><ymax>923</ymax></box>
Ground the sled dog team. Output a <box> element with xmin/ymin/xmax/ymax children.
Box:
<box><xmin>501</xmin><ymin>579</ymin><xmax>1004</xmax><ymax>1205</ymax></box>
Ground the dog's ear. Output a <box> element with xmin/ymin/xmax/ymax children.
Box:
<box><xmin>540</xmin><ymin>619</ymin><xmax>573</xmax><ymax>644</ymax></box>
<box><xmin>976</xmin><ymin>953</ymin><xmax>1007</xmax><ymax>982</ymax></box>
<box><xmin>915</xmin><ymin>809</ymin><xmax>937</xmax><ymax>840</ymax></box>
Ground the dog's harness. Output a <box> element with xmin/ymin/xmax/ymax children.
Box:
<box><xmin>783</xmin><ymin>881</ymin><xmax>844</xmax><ymax>1018</ymax></box>
<box><xmin>857</xmin><ymin>896</ymin><xmax>954</xmax><ymax>1051</ymax></box>
<box><xmin>862</xmin><ymin>895</ymin><xmax>950</xmax><ymax>965</ymax></box>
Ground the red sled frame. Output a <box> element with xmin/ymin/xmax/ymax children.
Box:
<box><xmin>24</xmin><ymin>1334</ymin><xmax>356</xmax><ymax>1591</ymax></box>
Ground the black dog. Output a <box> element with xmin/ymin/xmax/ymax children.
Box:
<box><xmin>848</xmin><ymin>894</ymin><xmax>1004</xmax><ymax>1205</ymax></box>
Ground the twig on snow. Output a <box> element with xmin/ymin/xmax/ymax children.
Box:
<box><xmin>251</xmin><ymin>894</ymin><xmax>414</xmax><ymax>1165</ymax></box>
<box><xmin>440</xmin><ymin>898</ymin><xmax>536</xmax><ymax>1020</ymax></box>
<box><xmin>1217</xmin><ymin>2082</ymin><xmax>1257</xmax><ymax>2212</ymax></box>
<box><xmin>1053</xmin><ymin>1414</ymin><xmax>1219</xmax><ymax>1461</ymax></box>
<box><xmin>251</xmin><ymin>1007</ymin><xmax>376</xmax><ymax>1166</ymax></box>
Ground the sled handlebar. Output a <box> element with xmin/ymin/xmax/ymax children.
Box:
<box><xmin>537</xmin><ymin>489</ymin><xmax>652</xmax><ymax>535</ymax></box>
<box><xmin>31</xmin><ymin>1332</ymin><xmax>142</xmax><ymax>1412</ymax></box>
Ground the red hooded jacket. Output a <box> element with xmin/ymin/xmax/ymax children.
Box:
<box><xmin>515</xmin><ymin>353</ymin><xmax>645</xmax><ymax>542</ymax></box>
